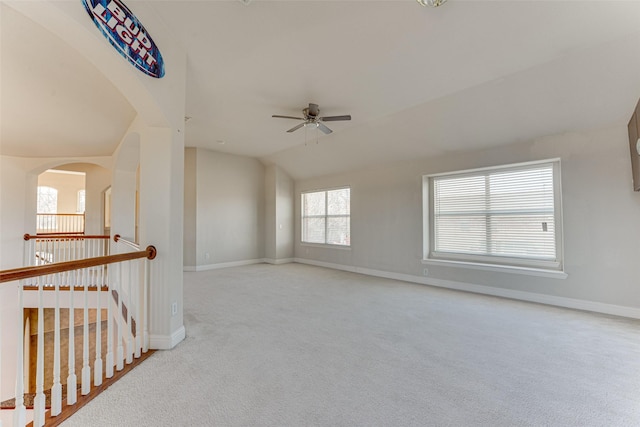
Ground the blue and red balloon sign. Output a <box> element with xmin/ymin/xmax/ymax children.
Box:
<box><xmin>82</xmin><ymin>0</ymin><xmax>165</xmax><ymax>78</ymax></box>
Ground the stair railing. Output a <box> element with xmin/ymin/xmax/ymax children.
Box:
<box><xmin>113</xmin><ymin>235</ymin><xmax>147</xmax><ymax>356</ymax></box>
<box><xmin>23</xmin><ymin>234</ymin><xmax>110</xmax><ymax>267</ymax></box>
<box><xmin>0</xmin><ymin>244</ymin><xmax>156</xmax><ymax>427</ymax></box>
<box><xmin>35</xmin><ymin>214</ymin><xmax>85</xmax><ymax>235</ymax></box>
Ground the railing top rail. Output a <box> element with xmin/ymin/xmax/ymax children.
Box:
<box><xmin>24</xmin><ymin>233</ymin><xmax>110</xmax><ymax>241</ymax></box>
<box><xmin>113</xmin><ymin>234</ymin><xmax>140</xmax><ymax>250</ymax></box>
<box><xmin>0</xmin><ymin>246</ymin><xmax>157</xmax><ymax>283</ymax></box>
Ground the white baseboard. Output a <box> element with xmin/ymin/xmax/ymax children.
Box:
<box><xmin>185</xmin><ymin>258</ymin><xmax>265</xmax><ymax>272</ymax></box>
<box><xmin>263</xmin><ymin>258</ymin><xmax>294</xmax><ymax>265</ymax></box>
<box><xmin>293</xmin><ymin>258</ymin><xmax>640</xmax><ymax>319</ymax></box>
<box><xmin>185</xmin><ymin>258</ymin><xmax>294</xmax><ymax>271</ymax></box>
<box><xmin>149</xmin><ymin>325</ymin><xmax>186</xmax><ymax>350</ymax></box>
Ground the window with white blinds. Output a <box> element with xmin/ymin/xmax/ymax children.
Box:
<box><xmin>426</xmin><ymin>160</ymin><xmax>563</xmax><ymax>270</ymax></box>
<box><xmin>302</xmin><ymin>187</ymin><xmax>350</xmax><ymax>246</ymax></box>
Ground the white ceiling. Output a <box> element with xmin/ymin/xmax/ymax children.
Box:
<box><xmin>2</xmin><ymin>1</ymin><xmax>640</xmax><ymax>179</ymax></box>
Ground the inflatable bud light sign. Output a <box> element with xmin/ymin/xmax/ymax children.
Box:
<box><xmin>82</xmin><ymin>0</ymin><xmax>165</xmax><ymax>78</ymax></box>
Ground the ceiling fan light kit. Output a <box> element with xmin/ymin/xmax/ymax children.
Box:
<box><xmin>272</xmin><ymin>103</ymin><xmax>351</xmax><ymax>135</ymax></box>
<box><xmin>416</xmin><ymin>0</ymin><xmax>448</xmax><ymax>7</ymax></box>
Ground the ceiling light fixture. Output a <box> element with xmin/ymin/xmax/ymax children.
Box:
<box><xmin>416</xmin><ymin>0</ymin><xmax>447</xmax><ymax>7</ymax></box>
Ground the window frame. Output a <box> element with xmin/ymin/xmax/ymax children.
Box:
<box><xmin>301</xmin><ymin>186</ymin><xmax>351</xmax><ymax>247</ymax></box>
<box><xmin>77</xmin><ymin>189</ymin><xmax>86</xmax><ymax>214</ymax></box>
<box><xmin>423</xmin><ymin>159</ymin><xmax>564</xmax><ymax>272</ymax></box>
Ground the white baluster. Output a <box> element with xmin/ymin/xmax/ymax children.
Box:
<box><xmin>0</xmin><ymin>287</ymin><xmax>2</xmax><ymax>427</ymax></box>
<box><xmin>33</xmin><ymin>275</ymin><xmax>46</xmax><ymax>427</ymax></box>
<box><xmin>143</xmin><ymin>257</ymin><xmax>150</xmax><ymax>353</ymax></box>
<box><xmin>105</xmin><ymin>263</ymin><xmax>114</xmax><ymax>378</ymax></box>
<box><xmin>13</xmin><ymin>279</ymin><xmax>26</xmax><ymax>427</ymax></box>
<box><xmin>45</xmin><ymin>239</ymin><xmax>50</xmax><ymax>265</ymax></box>
<box><xmin>126</xmin><ymin>261</ymin><xmax>133</xmax><ymax>364</ymax></box>
<box><xmin>116</xmin><ymin>262</ymin><xmax>124</xmax><ymax>371</ymax></box>
<box><xmin>23</xmin><ymin>236</ymin><xmax>30</xmax><ymax>267</ymax></box>
<box><xmin>81</xmin><ymin>268</ymin><xmax>91</xmax><ymax>395</ymax></box>
<box><xmin>67</xmin><ymin>271</ymin><xmax>77</xmax><ymax>406</ymax></box>
<box><xmin>51</xmin><ymin>273</ymin><xmax>62</xmax><ymax>416</ymax></box>
<box><xmin>94</xmin><ymin>263</ymin><xmax>103</xmax><ymax>387</ymax></box>
<box><xmin>134</xmin><ymin>260</ymin><xmax>141</xmax><ymax>359</ymax></box>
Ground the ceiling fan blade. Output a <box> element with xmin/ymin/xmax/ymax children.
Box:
<box><xmin>317</xmin><ymin>122</ymin><xmax>333</xmax><ymax>134</ymax></box>
<box><xmin>320</xmin><ymin>115</ymin><xmax>351</xmax><ymax>122</ymax></box>
<box><xmin>287</xmin><ymin>123</ymin><xmax>306</xmax><ymax>133</ymax></box>
<box><xmin>308</xmin><ymin>103</ymin><xmax>320</xmax><ymax>117</ymax></box>
<box><xmin>272</xmin><ymin>115</ymin><xmax>304</xmax><ymax>120</ymax></box>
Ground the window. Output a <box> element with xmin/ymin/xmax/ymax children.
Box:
<box><xmin>37</xmin><ymin>186</ymin><xmax>58</xmax><ymax>231</ymax></box>
<box><xmin>302</xmin><ymin>187</ymin><xmax>350</xmax><ymax>246</ymax></box>
<box><xmin>77</xmin><ymin>189</ymin><xmax>86</xmax><ymax>213</ymax></box>
<box><xmin>424</xmin><ymin>159</ymin><xmax>563</xmax><ymax>270</ymax></box>
<box><xmin>37</xmin><ymin>186</ymin><xmax>57</xmax><ymax>214</ymax></box>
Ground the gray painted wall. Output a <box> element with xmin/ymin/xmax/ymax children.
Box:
<box><xmin>265</xmin><ymin>165</ymin><xmax>277</xmax><ymax>261</ymax></box>
<box><xmin>184</xmin><ymin>148</ymin><xmax>197</xmax><ymax>267</ymax></box>
<box><xmin>193</xmin><ymin>148</ymin><xmax>265</xmax><ymax>267</ymax></box>
<box><xmin>275</xmin><ymin>166</ymin><xmax>294</xmax><ymax>260</ymax></box>
<box><xmin>295</xmin><ymin>125</ymin><xmax>640</xmax><ymax>310</ymax></box>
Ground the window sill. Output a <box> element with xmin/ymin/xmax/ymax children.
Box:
<box><xmin>422</xmin><ymin>259</ymin><xmax>568</xmax><ymax>279</ymax></box>
<box><xmin>301</xmin><ymin>242</ymin><xmax>351</xmax><ymax>251</ymax></box>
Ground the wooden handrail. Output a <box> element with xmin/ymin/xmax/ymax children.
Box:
<box><xmin>24</xmin><ymin>234</ymin><xmax>110</xmax><ymax>241</ymax></box>
<box><xmin>113</xmin><ymin>234</ymin><xmax>140</xmax><ymax>250</ymax></box>
<box><xmin>0</xmin><ymin>246</ymin><xmax>157</xmax><ymax>283</ymax></box>
<box><xmin>31</xmin><ymin>232</ymin><xmax>85</xmax><ymax>236</ymax></box>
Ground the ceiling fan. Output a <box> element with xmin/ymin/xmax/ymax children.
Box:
<box><xmin>272</xmin><ymin>103</ymin><xmax>351</xmax><ymax>134</ymax></box>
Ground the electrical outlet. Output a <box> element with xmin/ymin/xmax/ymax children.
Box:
<box><xmin>171</xmin><ymin>302</ymin><xmax>178</xmax><ymax>316</ymax></box>
<box><xmin>205</xmin><ymin>252</ymin><xmax>210</xmax><ymax>260</ymax></box>
<box><xmin>423</xmin><ymin>268</ymin><xmax>429</xmax><ymax>276</ymax></box>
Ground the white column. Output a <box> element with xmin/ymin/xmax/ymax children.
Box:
<box><xmin>139</xmin><ymin>127</ymin><xmax>185</xmax><ymax>350</ymax></box>
<box><xmin>134</xmin><ymin>260</ymin><xmax>142</xmax><ymax>358</ymax></box>
<box><xmin>105</xmin><ymin>264</ymin><xmax>114</xmax><ymax>378</ymax></box>
<box><xmin>94</xmin><ymin>264</ymin><xmax>103</xmax><ymax>387</ymax></box>
<box><xmin>0</xmin><ymin>288</ymin><xmax>2</xmax><ymax>427</ymax></box>
<box><xmin>116</xmin><ymin>263</ymin><xmax>124</xmax><ymax>372</ymax></box>
<box><xmin>81</xmin><ymin>268</ymin><xmax>90</xmax><ymax>395</ymax></box>
<box><xmin>33</xmin><ymin>276</ymin><xmax>46</xmax><ymax>427</ymax></box>
<box><xmin>13</xmin><ymin>280</ymin><xmax>26</xmax><ymax>427</ymax></box>
<box><xmin>142</xmin><ymin>258</ymin><xmax>149</xmax><ymax>353</ymax></box>
<box><xmin>51</xmin><ymin>274</ymin><xmax>62</xmax><ymax>416</ymax></box>
<box><xmin>67</xmin><ymin>271</ymin><xmax>77</xmax><ymax>406</ymax></box>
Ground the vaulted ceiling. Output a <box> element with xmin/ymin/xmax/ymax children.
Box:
<box><xmin>2</xmin><ymin>1</ymin><xmax>640</xmax><ymax>179</ymax></box>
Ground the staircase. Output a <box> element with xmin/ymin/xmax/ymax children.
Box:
<box><xmin>0</xmin><ymin>235</ymin><xmax>157</xmax><ymax>427</ymax></box>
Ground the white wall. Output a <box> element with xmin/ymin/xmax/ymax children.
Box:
<box><xmin>0</xmin><ymin>156</ymin><xmax>31</xmax><ymax>270</ymax></box>
<box><xmin>188</xmin><ymin>148</ymin><xmax>265</xmax><ymax>269</ymax></box>
<box><xmin>0</xmin><ymin>156</ymin><xmax>111</xmax><ymax>270</ymax></box>
<box><xmin>37</xmin><ymin>170</ymin><xmax>85</xmax><ymax>214</ymax></box>
<box><xmin>0</xmin><ymin>283</ymin><xmax>19</xmax><ymax>403</ymax></box>
<box><xmin>295</xmin><ymin>125</ymin><xmax>640</xmax><ymax>315</ymax></box>
<box><xmin>36</xmin><ymin>164</ymin><xmax>111</xmax><ymax>235</ymax></box>
<box><xmin>57</xmin><ymin>163</ymin><xmax>111</xmax><ymax>235</ymax></box>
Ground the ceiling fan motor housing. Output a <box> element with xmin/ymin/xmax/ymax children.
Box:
<box><xmin>272</xmin><ymin>102</ymin><xmax>351</xmax><ymax>135</ymax></box>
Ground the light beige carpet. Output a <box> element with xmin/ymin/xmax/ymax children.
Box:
<box><xmin>61</xmin><ymin>263</ymin><xmax>640</xmax><ymax>426</ymax></box>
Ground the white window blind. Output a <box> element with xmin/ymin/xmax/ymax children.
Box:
<box><xmin>302</xmin><ymin>188</ymin><xmax>350</xmax><ymax>246</ymax></box>
<box><xmin>428</xmin><ymin>160</ymin><xmax>562</xmax><ymax>269</ymax></box>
